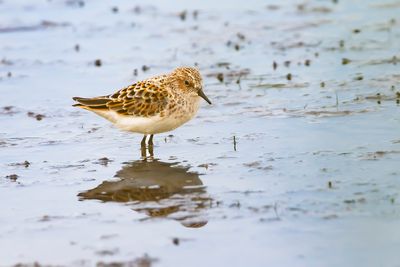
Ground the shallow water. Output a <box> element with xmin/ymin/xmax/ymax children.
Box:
<box><xmin>1</xmin><ymin>0</ymin><xmax>400</xmax><ymax>266</ymax></box>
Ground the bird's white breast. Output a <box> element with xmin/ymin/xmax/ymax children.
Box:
<box><xmin>94</xmin><ymin>96</ymin><xmax>201</xmax><ymax>134</ymax></box>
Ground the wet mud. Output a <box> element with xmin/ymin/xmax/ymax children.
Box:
<box><xmin>1</xmin><ymin>0</ymin><xmax>400</xmax><ymax>266</ymax></box>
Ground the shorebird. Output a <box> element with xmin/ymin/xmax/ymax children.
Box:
<box><xmin>72</xmin><ymin>67</ymin><xmax>211</xmax><ymax>153</ymax></box>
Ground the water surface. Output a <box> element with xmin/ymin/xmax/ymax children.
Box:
<box><xmin>1</xmin><ymin>0</ymin><xmax>400</xmax><ymax>266</ymax></box>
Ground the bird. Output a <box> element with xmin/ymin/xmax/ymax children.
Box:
<box><xmin>72</xmin><ymin>67</ymin><xmax>211</xmax><ymax>151</ymax></box>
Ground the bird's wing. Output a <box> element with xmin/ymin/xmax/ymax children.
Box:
<box><xmin>73</xmin><ymin>80</ymin><xmax>170</xmax><ymax>117</ymax></box>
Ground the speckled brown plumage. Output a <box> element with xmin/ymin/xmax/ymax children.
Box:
<box><xmin>73</xmin><ymin>76</ymin><xmax>170</xmax><ymax>117</ymax></box>
<box><xmin>72</xmin><ymin>67</ymin><xmax>211</xmax><ymax>141</ymax></box>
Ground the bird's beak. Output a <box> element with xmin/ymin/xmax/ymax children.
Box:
<box><xmin>198</xmin><ymin>89</ymin><xmax>212</xmax><ymax>105</ymax></box>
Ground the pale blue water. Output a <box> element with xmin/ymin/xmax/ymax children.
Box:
<box><xmin>1</xmin><ymin>0</ymin><xmax>400</xmax><ymax>266</ymax></box>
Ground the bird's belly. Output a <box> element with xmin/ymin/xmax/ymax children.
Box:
<box><xmin>115</xmin><ymin>111</ymin><xmax>197</xmax><ymax>134</ymax></box>
<box><xmin>97</xmin><ymin>98</ymin><xmax>201</xmax><ymax>134</ymax></box>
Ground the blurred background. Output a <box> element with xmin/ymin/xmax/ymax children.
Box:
<box><xmin>1</xmin><ymin>0</ymin><xmax>400</xmax><ymax>266</ymax></box>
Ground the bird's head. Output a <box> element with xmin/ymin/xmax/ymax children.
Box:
<box><xmin>171</xmin><ymin>67</ymin><xmax>211</xmax><ymax>104</ymax></box>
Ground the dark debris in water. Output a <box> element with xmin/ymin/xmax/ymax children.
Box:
<box><xmin>1</xmin><ymin>106</ymin><xmax>18</xmax><ymax>115</ymax></box>
<box><xmin>9</xmin><ymin>160</ymin><xmax>30</xmax><ymax>168</ymax></box>
<box><xmin>88</xmin><ymin>127</ymin><xmax>100</xmax><ymax>133</ymax></box>
<box><xmin>353</xmin><ymin>91</ymin><xmax>400</xmax><ymax>104</ymax></box>
<box><xmin>342</xmin><ymin>58</ymin><xmax>351</xmax><ymax>65</ymax></box>
<box><xmin>27</xmin><ymin>111</ymin><xmax>45</xmax><ymax>121</ymax></box>
<box><xmin>172</xmin><ymin>237</ymin><xmax>180</xmax><ymax>245</ymax></box>
<box><xmin>364</xmin><ymin>55</ymin><xmax>400</xmax><ymax>66</ymax></box>
<box><xmin>96</xmin><ymin>254</ymin><xmax>158</xmax><ymax>267</ymax></box>
<box><xmin>38</xmin><ymin>215</ymin><xmax>65</xmax><ymax>222</ymax></box>
<box><xmin>361</xmin><ymin>150</ymin><xmax>400</xmax><ymax>160</ymax></box>
<box><xmin>12</xmin><ymin>263</ymin><xmax>62</xmax><ymax>267</ymax></box>
<box><xmin>178</xmin><ymin>10</ymin><xmax>187</xmax><ymax>21</ymax></box>
<box><xmin>193</xmin><ymin>10</ymin><xmax>199</xmax><ymax>20</ymax></box>
<box><xmin>0</xmin><ymin>20</ymin><xmax>70</xmax><ymax>33</ymax></box>
<box><xmin>94</xmin><ymin>157</ymin><xmax>113</xmax><ymax>166</ymax></box>
<box><xmin>197</xmin><ymin>163</ymin><xmax>217</xmax><ymax>169</ymax></box>
<box><xmin>216</xmin><ymin>73</ymin><xmax>224</xmax><ymax>83</ymax></box>
<box><xmin>243</xmin><ymin>161</ymin><xmax>273</xmax><ymax>171</ymax></box>
<box><xmin>344</xmin><ymin>198</ymin><xmax>366</xmax><ymax>204</ymax></box>
<box><xmin>50</xmin><ymin>164</ymin><xmax>85</xmax><ymax>170</ymax></box>
<box><xmin>12</xmin><ymin>256</ymin><xmax>158</xmax><ymax>267</ymax></box>
<box><xmin>65</xmin><ymin>0</ymin><xmax>85</xmax><ymax>8</ymax></box>
<box><xmin>5</xmin><ymin>174</ymin><xmax>18</xmax><ymax>181</ymax></box>
<box><xmin>237</xmin><ymin>32</ymin><xmax>246</xmax><ymax>41</ymax></box>
<box><xmin>1</xmin><ymin>58</ymin><xmax>13</xmax><ymax>65</ymax></box>
<box><xmin>214</xmin><ymin>62</ymin><xmax>230</xmax><ymax>68</ymax></box>
<box><xmin>94</xmin><ymin>59</ymin><xmax>102</xmax><ymax>67</ymax></box>
<box><xmin>206</xmin><ymin>68</ymin><xmax>250</xmax><ymax>83</ymax></box>
<box><xmin>96</xmin><ymin>248</ymin><xmax>119</xmax><ymax>256</ymax></box>
<box><xmin>282</xmin><ymin>108</ymin><xmax>371</xmax><ymax>118</ymax></box>
<box><xmin>303</xmin><ymin>110</ymin><xmax>363</xmax><ymax>117</ymax></box>
<box><xmin>322</xmin><ymin>214</ymin><xmax>338</xmax><ymax>220</ymax></box>
<box><xmin>271</xmin><ymin>40</ymin><xmax>321</xmax><ymax>50</ymax></box>
<box><xmin>111</xmin><ymin>6</ymin><xmax>119</xmax><ymax>13</ymax></box>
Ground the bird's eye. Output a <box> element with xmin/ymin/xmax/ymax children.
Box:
<box><xmin>184</xmin><ymin>80</ymin><xmax>190</xmax><ymax>86</ymax></box>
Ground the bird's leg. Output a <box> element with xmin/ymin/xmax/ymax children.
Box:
<box><xmin>148</xmin><ymin>134</ymin><xmax>154</xmax><ymax>159</ymax></box>
<box><xmin>148</xmin><ymin>144</ymin><xmax>154</xmax><ymax>158</ymax></box>
<box><xmin>140</xmin><ymin>135</ymin><xmax>147</xmax><ymax>160</ymax></box>
<box><xmin>148</xmin><ymin>134</ymin><xmax>154</xmax><ymax>146</ymax></box>
<box><xmin>141</xmin><ymin>135</ymin><xmax>147</xmax><ymax>147</ymax></box>
<box><xmin>141</xmin><ymin>144</ymin><xmax>147</xmax><ymax>159</ymax></box>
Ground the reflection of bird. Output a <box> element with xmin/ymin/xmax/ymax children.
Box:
<box><xmin>72</xmin><ymin>67</ymin><xmax>211</xmax><ymax>149</ymax></box>
<box><xmin>78</xmin><ymin>159</ymin><xmax>211</xmax><ymax>228</ymax></box>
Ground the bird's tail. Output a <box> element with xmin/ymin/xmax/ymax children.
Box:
<box><xmin>72</xmin><ymin>96</ymin><xmax>109</xmax><ymax>109</ymax></box>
